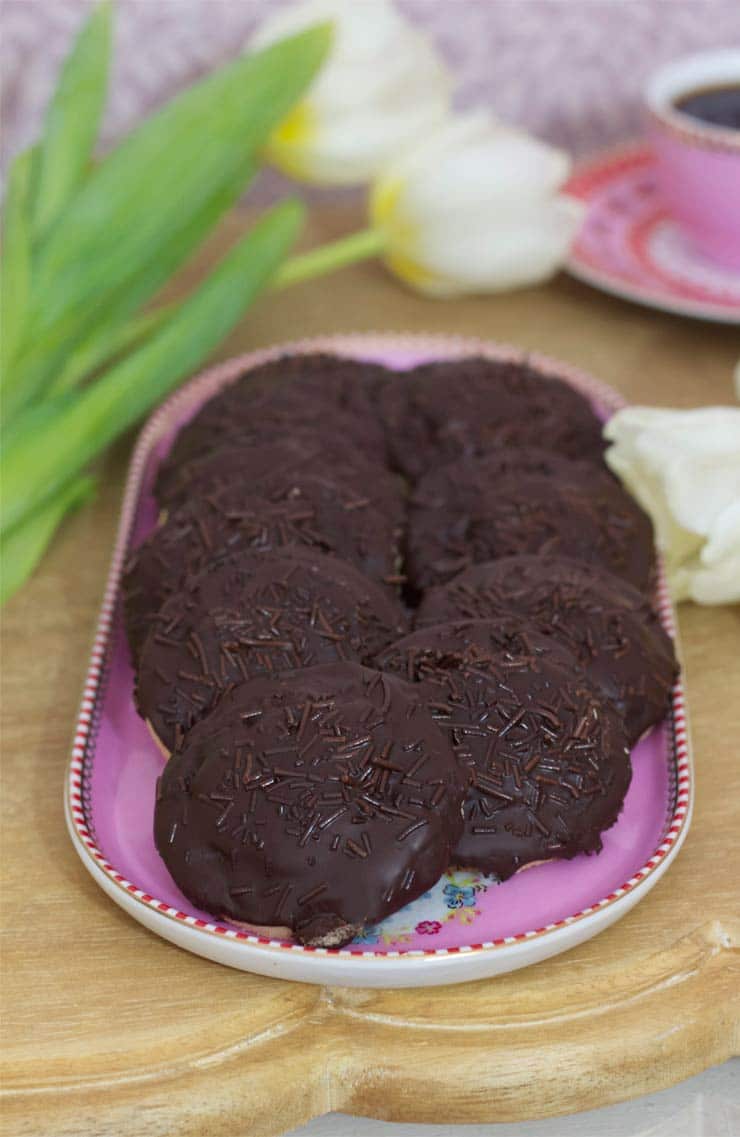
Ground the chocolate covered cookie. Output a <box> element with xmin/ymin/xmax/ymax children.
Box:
<box><xmin>154</xmin><ymin>434</ymin><xmax>405</xmax><ymax>522</ymax></box>
<box><xmin>123</xmin><ymin>473</ymin><xmax>402</xmax><ymax>661</ymax></box>
<box><xmin>417</xmin><ymin>556</ymin><xmax>677</xmax><ymax>743</ymax></box>
<box><xmin>159</xmin><ymin>354</ymin><xmax>389</xmax><ymax>479</ymax></box>
<box><xmin>375</xmin><ymin>619</ymin><xmax>632</xmax><ymax>878</ymax></box>
<box><xmin>210</xmin><ymin>352</ymin><xmax>390</xmax><ymax>422</ymax></box>
<box><xmin>406</xmin><ymin>471</ymin><xmax>655</xmax><ymax>593</ymax></box>
<box><xmin>375</xmin><ymin>616</ymin><xmax>580</xmax><ymax>717</ymax></box>
<box><xmin>137</xmin><ymin>549</ymin><xmax>407</xmax><ymax>752</ymax></box>
<box><xmin>154</xmin><ymin>662</ymin><xmax>466</xmax><ymax>946</ymax></box>
<box><xmin>379</xmin><ymin>356</ymin><xmax>606</xmax><ymax>481</ymax></box>
<box><xmin>410</xmin><ymin>447</ymin><xmax>614</xmax><ymax>511</ymax></box>
<box><xmin>217</xmin><ymin>350</ymin><xmax>387</xmax><ymax>426</ymax></box>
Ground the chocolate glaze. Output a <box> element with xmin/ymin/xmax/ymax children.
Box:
<box><xmin>153</xmin><ymin>662</ymin><xmax>466</xmax><ymax>946</ymax></box>
<box><xmin>374</xmin><ymin>619</ymin><xmax>632</xmax><ymax>878</ymax></box>
<box><xmin>406</xmin><ymin>470</ymin><xmax>655</xmax><ymax>593</ymax></box>
<box><xmin>123</xmin><ymin>473</ymin><xmax>402</xmax><ymax>661</ymax></box>
<box><xmin>379</xmin><ymin>357</ymin><xmax>606</xmax><ymax>481</ymax></box>
<box><xmin>159</xmin><ymin>354</ymin><xmax>390</xmax><ymax>479</ymax></box>
<box><xmin>137</xmin><ymin>548</ymin><xmax>407</xmax><ymax>752</ymax></box>
<box><xmin>417</xmin><ymin>556</ymin><xmax>677</xmax><ymax>744</ymax></box>
<box><xmin>155</xmin><ymin>435</ymin><xmax>405</xmax><ymax>523</ymax></box>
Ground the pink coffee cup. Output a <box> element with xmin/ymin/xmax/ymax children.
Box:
<box><xmin>647</xmin><ymin>50</ymin><xmax>740</xmax><ymax>270</ymax></box>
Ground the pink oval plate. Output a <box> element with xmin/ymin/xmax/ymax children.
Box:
<box><xmin>65</xmin><ymin>333</ymin><xmax>693</xmax><ymax>987</ymax></box>
<box><xmin>566</xmin><ymin>145</ymin><xmax>740</xmax><ymax>324</ymax></box>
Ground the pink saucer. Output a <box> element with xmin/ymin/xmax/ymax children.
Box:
<box><xmin>566</xmin><ymin>146</ymin><xmax>740</xmax><ymax>323</ymax></box>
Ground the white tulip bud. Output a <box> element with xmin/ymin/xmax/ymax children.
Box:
<box><xmin>604</xmin><ymin>406</ymin><xmax>740</xmax><ymax>605</ymax></box>
<box><xmin>251</xmin><ymin>0</ymin><xmax>451</xmax><ymax>186</ymax></box>
<box><xmin>369</xmin><ymin>111</ymin><xmax>584</xmax><ymax>296</ymax></box>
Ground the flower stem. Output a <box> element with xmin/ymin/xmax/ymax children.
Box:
<box><xmin>272</xmin><ymin>226</ymin><xmax>386</xmax><ymax>290</ymax></box>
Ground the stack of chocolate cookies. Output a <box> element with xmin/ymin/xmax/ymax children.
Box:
<box><xmin>123</xmin><ymin>352</ymin><xmax>677</xmax><ymax>947</ymax></box>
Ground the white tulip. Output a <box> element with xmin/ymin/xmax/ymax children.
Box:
<box><xmin>604</xmin><ymin>406</ymin><xmax>740</xmax><ymax>605</ymax></box>
<box><xmin>369</xmin><ymin>112</ymin><xmax>583</xmax><ymax>296</ymax></box>
<box><xmin>250</xmin><ymin>0</ymin><xmax>451</xmax><ymax>186</ymax></box>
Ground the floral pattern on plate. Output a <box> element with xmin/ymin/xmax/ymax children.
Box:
<box><xmin>352</xmin><ymin>872</ymin><xmax>494</xmax><ymax>946</ymax></box>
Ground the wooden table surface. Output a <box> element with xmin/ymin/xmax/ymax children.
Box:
<box><xmin>2</xmin><ymin>208</ymin><xmax>739</xmax><ymax>1137</ymax></box>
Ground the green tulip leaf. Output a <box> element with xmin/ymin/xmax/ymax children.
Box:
<box><xmin>0</xmin><ymin>148</ymin><xmax>36</xmax><ymax>375</ymax></box>
<box><xmin>0</xmin><ymin>475</ymin><xmax>96</xmax><ymax>606</ymax></box>
<box><xmin>1</xmin><ymin>199</ymin><xmax>304</xmax><ymax>538</ymax></box>
<box><xmin>31</xmin><ymin>3</ymin><xmax>112</xmax><ymax>237</ymax></box>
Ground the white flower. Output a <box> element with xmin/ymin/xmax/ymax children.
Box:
<box><xmin>250</xmin><ymin>0</ymin><xmax>450</xmax><ymax>186</ymax></box>
<box><xmin>604</xmin><ymin>406</ymin><xmax>740</xmax><ymax>605</ymax></box>
<box><xmin>369</xmin><ymin>111</ymin><xmax>583</xmax><ymax>296</ymax></box>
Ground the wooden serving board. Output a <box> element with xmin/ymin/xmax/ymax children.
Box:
<box><xmin>2</xmin><ymin>208</ymin><xmax>739</xmax><ymax>1137</ymax></box>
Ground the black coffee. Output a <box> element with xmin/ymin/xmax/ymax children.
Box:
<box><xmin>674</xmin><ymin>83</ymin><xmax>740</xmax><ymax>131</ymax></box>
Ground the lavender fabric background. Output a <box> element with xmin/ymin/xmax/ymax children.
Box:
<box><xmin>2</xmin><ymin>0</ymin><xmax>740</xmax><ymax>175</ymax></box>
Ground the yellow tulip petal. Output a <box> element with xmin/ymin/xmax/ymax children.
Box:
<box><xmin>382</xmin><ymin>248</ymin><xmax>445</xmax><ymax>293</ymax></box>
<box><xmin>272</xmin><ymin>101</ymin><xmax>316</xmax><ymax>148</ymax></box>
<box><xmin>370</xmin><ymin>175</ymin><xmax>403</xmax><ymax>226</ymax></box>
<box><xmin>250</xmin><ymin>0</ymin><xmax>451</xmax><ymax>186</ymax></box>
<box><xmin>265</xmin><ymin>102</ymin><xmax>321</xmax><ymax>180</ymax></box>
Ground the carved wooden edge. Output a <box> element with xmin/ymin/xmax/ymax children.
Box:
<box><xmin>3</xmin><ymin>922</ymin><xmax>737</xmax><ymax>1136</ymax></box>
